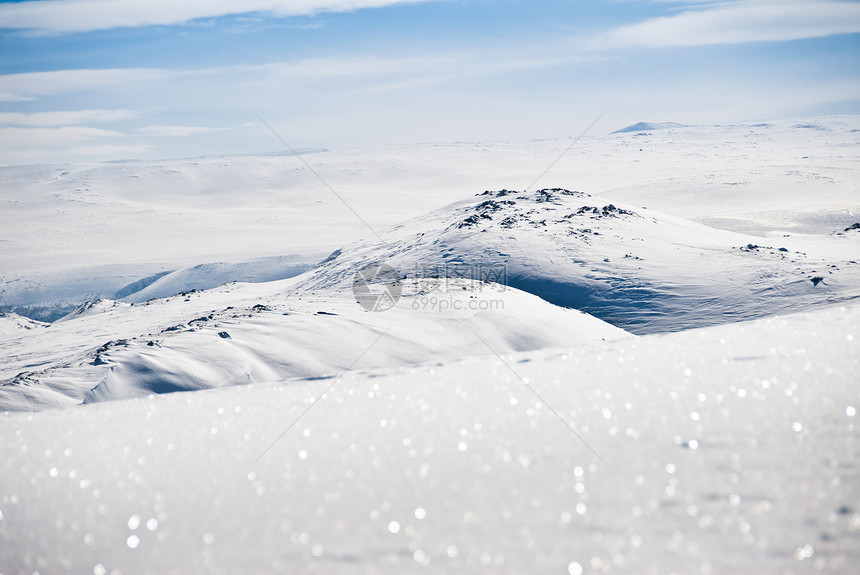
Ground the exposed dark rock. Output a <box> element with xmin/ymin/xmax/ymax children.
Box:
<box><xmin>499</xmin><ymin>216</ymin><xmax>519</xmax><ymax>229</ymax></box>
<box><xmin>93</xmin><ymin>339</ymin><xmax>129</xmax><ymax>365</ymax></box>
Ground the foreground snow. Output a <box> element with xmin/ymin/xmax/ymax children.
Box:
<box><xmin>1</xmin><ymin>303</ymin><xmax>857</xmax><ymax>574</ymax></box>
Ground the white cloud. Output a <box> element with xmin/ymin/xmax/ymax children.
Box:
<box><xmin>0</xmin><ymin>125</ymin><xmax>152</xmax><ymax>164</ymax></box>
<box><xmin>600</xmin><ymin>1</ymin><xmax>860</xmax><ymax>48</ymax></box>
<box><xmin>0</xmin><ymin>50</ymin><xmax>573</xmax><ymax>163</ymax></box>
<box><xmin>0</xmin><ymin>109</ymin><xmax>134</xmax><ymax>126</ymax></box>
<box><xmin>0</xmin><ymin>144</ymin><xmax>152</xmax><ymax>165</ymax></box>
<box><xmin>0</xmin><ymin>93</ymin><xmax>35</xmax><ymax>103</ymax></box>
<box><xmin>63</xmin><ymin>144</ymin><xmax>152</xmax><ymax>157</ymax></box>
<box><xmin>0</xmin><ymin>68</ymin><xmax>166</xmax><ymax>102</ymax></box>
<box><xmin>0</xmin><ymin>58</ymin><xmax>443</xmax><ymax>103</ymax></box>
<box><xmin>140</xmin><ymin>124</ymin><xmax>240</xmax><ymax>137</ymax></box>
<box><xmin>0</xmin><ymin>0</ymin><xmax>439</xmax><ymax>34</ymax></box>
<box><xmin>0</xmin><ymin>51</ymin><xmax>562</xmax><ymax>105</ymax></box>
<box><xmin>0</xmin><ymin>126</ymin><xmax>126</xmax><ymax>147</ymax></box>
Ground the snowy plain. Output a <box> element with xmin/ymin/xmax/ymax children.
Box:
<box><xmin>1</xmin><ymin>117</ymin><xmax>859</xmax><ymax>574</ymax></box>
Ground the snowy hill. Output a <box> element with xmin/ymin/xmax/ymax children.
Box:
<box><xmin>299</xmin><ymin>188</ymin><xmax>860</xmax><ymax>333</ymax></box>
<box><xmin>118</xmin><ymin>255</ymin><xmax>313</xmax><ymax>304</ymax></box>
<box><xmin>0</xmin><ymin>277</ymin><xmax>630</xmax><ymax>410</ymax></box>
<box><xmin>5</xmin><ymin>183</ymin><xmax>856</xmax><ymax>410</ymax></box>
<box><xmin>0</xmin><ymin>312</ymin><xmax>47</xmax><ymax>337</ymax></box>
<box><xmin>612</xmin><ymin>121</ymin><xmax>688</xmax><ymax>133</ymax></box>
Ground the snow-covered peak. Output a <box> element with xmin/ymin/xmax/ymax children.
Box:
<box><xmin>299</xmin><ymin>188</ymin><xmax>860</xmax><ymax>334</ymax></box>
<box><xmin>612</xmin><ymin>121</ymin><xmax>688</xmax><ymax>133</ymax></box>
<box><xmin>0</xmin><ymin>312</ymin><xmax>48</xmax><ymax>337</ymax></box>
<box><xmin>54</xmin><ymin>298</ymin><xmax>131</xmax><ymax>322</ymax></box>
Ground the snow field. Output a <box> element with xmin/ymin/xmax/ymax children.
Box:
<box><xmin>0</xmin><ymin>303</ymin><xmax>857</xmax><ymax>574</ymax></box>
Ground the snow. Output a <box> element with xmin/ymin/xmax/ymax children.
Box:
<box><xmin>0</xmin><ymin>278</ymin><xmax>630</xmax><ymax>410</ymax></box>
<box><xmin>296</xmin><ymin>187</ymin><xmax>860</xmax><ymax>333</ymax></box>
<box><xmin>1</xmin><ymin>116</ymin><xmax>859</xmax><ymax>573</ymax></box>
<box><xmin>6</xmin><ymin>181</ymin><xmax>855</xmax><ymax>408</ymax></box>
<box><xmin>118</xmin><ymin>255</ymin><xmax>312</xmax><ymax>304</ymax></box>
<box><xmin>3</xmin><ymin>116</ymin><xmax>858</xmax><ymax>317</ymax></box>
<box><xmin>0</xmin><ymin>312</ymin><xmax>47</xmax><ymax>337</ymax></box>
<box><xmin>1</xmin><ymin>303</ymin><xmax>857</xmax><ymax>574</ymax></box>
<box><xmin>612</xmin><ymin>121</ymin><xmax>688</xmax><ymax>133</ymax></box>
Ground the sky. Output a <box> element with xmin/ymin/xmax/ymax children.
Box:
<box><xmin>0</xmin><ymin>0</ymin><xmax>859</xmax><ymax>165</ymax></box>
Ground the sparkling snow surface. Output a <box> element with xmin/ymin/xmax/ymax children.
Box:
<box><xmin>1</xmin><ymin>304</ymin><xmax>857</xmax><ymax>574</ymax></box>
<box><xmin>1</xmin><ymin>117</ymin><xmax>859</xmax><ymax>574</ymax></box>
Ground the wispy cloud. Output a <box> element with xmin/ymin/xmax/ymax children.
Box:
<box><xmin>2</xmin><ymin>1</ymin><xmax>856</xmax><ymax>165</ymax></box>
<box><xmin>0</xmin><ymin>109</ymin><xmax>135</xmax><ymax>126</ymax></box>
<box><xmin>140</xmin><ymin>123</ymin><xmax>252</xmax><ymax>137</ymax></box>
<box><xmin>0</xmin><ymin>68</ymin><xmax>166</xmax><ymax>102</ymax></box>
<box><xmin>600</xmin><ymin>1</ymin><xmax>860</xmax><ymax>48</ymax></box>
<box><xmin>0</xmin><ymin>52</ymin><xmax>566</xmax><ymax>103</ymax></box>
<box><xmin>0</xmin><ymin>125</ymin><xmax>125</xmax><ymax>146</ymax></box>
<box><xmin>0</xmin><ymin>59</ymin><xmax>422</xmax><ymax>102</ymax></box>
<box><xmin>0</xmin><ymin>48</ymin><xmax>578</xmax><ymax>163</ymax></box>
<box><xmin>0</xmin><ymin>125</ymin><xmax>151</xmax><ymax>164</ymax></box>
<box><xmin>0</xmin><ymin>0</ymin><xmax>439</xmax><ymax>34</ymax></box>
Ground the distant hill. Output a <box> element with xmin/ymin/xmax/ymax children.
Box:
<box><xmin>612</xmin><ymin>121</ymin><xmax>688</xmax><ymax>133</ymax></box>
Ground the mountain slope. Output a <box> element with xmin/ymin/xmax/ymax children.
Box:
<box><xmin>299</xmin><ymin>188</ymin><xmax>860</xmax><ymax>333</ymax></box>
<box><xmin>612</xmin><ymin>121</ymin><xmax>688</xmax><ymax>133</ymax></box>
<box><xmin>0</xmin><ymin>277</ymin><xmax>630</xmax><ymax>411</ymax></box>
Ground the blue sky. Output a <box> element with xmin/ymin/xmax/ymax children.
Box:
<box><xmin>1</xmin><ymin>0</ymin><xmax>858</xmax><ymax>164</ymax></box>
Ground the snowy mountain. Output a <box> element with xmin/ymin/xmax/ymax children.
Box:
<box><xmin>612</xmin><ymin>121</ymin><xmax>688</xmax><ymax>133</ymax></box>
<box><xmin>299</xmin><ymin>187</ymin><xmax>860</xmax><ymax>334</ymax></box>
<box><xmin>4</xmin><ymin>183</ymin><xmax>856</xmax><ymax>410</ymax></box>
